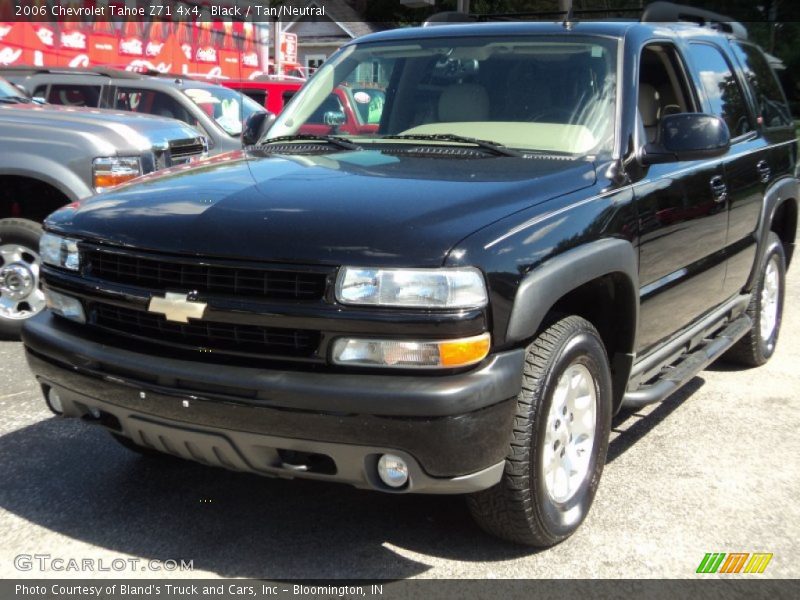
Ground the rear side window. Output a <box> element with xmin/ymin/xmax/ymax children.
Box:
<box><xmin>47</xmin><ymin>84</ymin><xmax>101</xmax><ymax>107</ymax></box>
<box><xmin>732</xmin><ymin>42</ymin><xmax>792</xmax><ymax>129</ymax></box>
<box><xmin>240</xmin><ymin>89</ymin><xmax>266</xmax><ymax>107</ymax></box>
<box><xmin>687</xmin><ymin>43</ymin><xmax>753</xmax><ymax>138</ymax></box>
<box><xmin>283</xmin><ymin>91</ymin><xmax>297</xmax><ymax>105</ymax></box>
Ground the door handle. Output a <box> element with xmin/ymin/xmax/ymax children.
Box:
<box><xmin>709</xmin><ymin>175</ymin><xmax>728</xmax><ymax>203</ymax></box>
<box><xmin>756</xmin><ymin>160</ymin><xmax>771</xmax><ymax>183</ymax></box>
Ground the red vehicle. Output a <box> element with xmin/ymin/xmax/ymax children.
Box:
<box><xmin>221</xmin><ymin>77</ymin><xmax>385</xmax><ymax>136</ymax></box>
<box><xmin>220</xmin><ymin>77</ymin><xmax>303</xmax><ymax>114</ymax></box>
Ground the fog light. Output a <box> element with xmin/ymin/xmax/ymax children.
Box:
<box><xmin>377</xmin><ymin>454</ymin><xmax>409</xmax><ymax>488</ymax></box>
<box><xmin>45</xmin><ymin>289</ymin><xmax>86</xmax><ymax>323</ymax></box>
<box><xmin>46</xmin><ymin>388</ymin><xmax>63</xmax><ymax>414</ymax></box>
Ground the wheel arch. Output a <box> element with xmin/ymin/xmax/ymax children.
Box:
<box><xmin>770</xmin><ymin>196</ymin><xmax>797</xmax><ymax>267</ymax></box>
<box><xmin>505</xmin><ymin>238</ymin><xmax>639</xmax><ymax>411</ymax></box>
<box><xmin>0</xmin><ymin>171</ymin><xmax>79</xmax><ymax>223</ymax></box>
<box><xmin>746</xmin><ymin>177</ymin><xmax>799</xmax><ymax>290</ymax></box>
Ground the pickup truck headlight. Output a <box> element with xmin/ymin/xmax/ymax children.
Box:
<box><xmin>332</xmin><ymin>333</ymin><xmax>491</xmax><ymax>369</ymax></box>
<box><xmin>40</xmin><ymin>233</ymin><xmax>80</xmax><ymax>271</ymax></box>
<box><xmin>92</xmin><ymin>156</ymin><xmax>142</xmax><ymax>192</ymax></box>
<box><xmin>336</xmin><ymin>267</ymin><xmax>488</xmax><ymax>308</ymax></box>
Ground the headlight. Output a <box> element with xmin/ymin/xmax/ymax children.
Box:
<box><xmin>93</xmin><ymin>156</ymin><xmax>142</xmax><ymax>192</ymax></box>
<box><xmin>332</xmin><ymin>333</ymin><xmax>491</xmax><ymax>369</ymax></box>
<box><xmin>336</xmin><ymin>267</ymin><xmax>487</xmax><ymax>309</ymax></box>
<box><xmin>40</xmin><ymin>233</ymin><xmax>80</xmax><ymax>271</ymax></box>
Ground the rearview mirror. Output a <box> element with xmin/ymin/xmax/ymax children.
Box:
<box><xmin>242</xmin><ymin>111</ymin><xmax>276</xmax><ymax>146</ymax></box>
<box><xmin>641</xmin><ymin>113</ymin><xmax>730</xmax><ymax>165</ymax></box>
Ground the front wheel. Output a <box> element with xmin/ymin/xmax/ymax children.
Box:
<box><xmin>0</xmin><ymin>219</ymin><xmax>45</xmax><ymax>339</ymax></box>
<box><xmin>467</xmin><ymin>315</ymin><xmax>612</xmax><ymax>546</ymax></box>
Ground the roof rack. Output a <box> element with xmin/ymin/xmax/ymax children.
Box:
<box><xmin>641</xmin><ymin>2</ymin><xmax>747</xmax><ymax>40</ymax></box>
<box><xmin>0</xmin><ymin>66</ymin><xmax>103</xmax><ymax>77</ymax></box>
<box><xmin>423</xmin><ymin>1</ymin><xmax>747</xmax><ymax>39</ymax></box>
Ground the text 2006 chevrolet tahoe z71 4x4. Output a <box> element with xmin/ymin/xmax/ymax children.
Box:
<box><xmin>22</xmin><ymin>18</ymin><xmax>798</xmax><ymax>546</ymax></box>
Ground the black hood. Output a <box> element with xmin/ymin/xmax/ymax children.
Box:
<box><xmin>46</xmin><ymin>149</ymin><xmax>596</xmax><ymax>267</ymax></box>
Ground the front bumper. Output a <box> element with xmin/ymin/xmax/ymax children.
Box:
<box><xmin>23</xmin><ymin>313</ymin><xmax>524</xmax><ymax>494</ymax></box>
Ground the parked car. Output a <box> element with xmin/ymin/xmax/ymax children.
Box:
<box><xmin>0</xmin><ymin>76</ymin><xmax>206</xmax><ymax>336</ymax></box>
<box><xmin>219</xmin><ymin>77</ymin><xmax>302</xmax><ymax>115</ymax></box>
<box><xmin>222</xmin><ymin>77</ymin><xmax>384</xmax><ymax>135</ymax></box>
<box><xmin>0</xmin><ymin>67</ymin><xmax>265</xmax><ymax>155</ymax></box>
<box><xmin>22</xmin><ymin>8</ymin><xmax>798</xmax><ymax>546</ymax></box>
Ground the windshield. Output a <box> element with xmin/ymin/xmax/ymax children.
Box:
<box><xmin>0</xmin><ymin>77</ymin><xmax>24</xmax><ymax>99</ymax></box>
<box><xmin>183</xmin><ymin>86</ymin><xmax>265</xmax><ymax>137</ymax></box>
<box><xmin>268</xmin><ymin>35</ymin><xmax>618</xmax><ymax>155</ymax></box>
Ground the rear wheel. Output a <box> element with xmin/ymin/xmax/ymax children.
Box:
<box><xmin>725</xmin><ymin>232</ymin><xmax>786</xmax><ymax>367</ymax></box>
<box><xmin>0</xmin><ymin>219</ymin><xmax>45</xmax><ymax>339</ymax></box>
<box><xmin>467</xmin><ymin>315</ymin><xmax>612</xmax><ymax>546</ymax></box>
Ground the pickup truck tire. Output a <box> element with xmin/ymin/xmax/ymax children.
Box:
<box><xmin>467</xmin><ymin>315</ymin><xmax>612</xmax><ymax>546</ymax></box>
<box><xmin>0</xmin><ymin>219</ymin><xmax>45</xmax><ymax>339</ymax></box>
<box><xmin>725</xmin><ymin>232</ymin><xmax>786</xmax><ymax>367</ymax></box>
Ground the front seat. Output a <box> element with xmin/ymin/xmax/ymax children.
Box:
<box><xmin>638</xmin><ymin>83</ymin><xmax>661</xmax><ymax>143</ymax></box>
<box><xmin>438</xmin><ymin>83</ymin><xmax>489</xmax><ymax>122</ymax></box>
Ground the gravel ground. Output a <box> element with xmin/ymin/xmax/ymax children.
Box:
<box><xmin>0</xmin><ymin>270</ymin><xmax>797</xmax><ymax>580</ymax></box>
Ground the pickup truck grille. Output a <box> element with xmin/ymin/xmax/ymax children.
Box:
<box><xmin>168</xmin><ymin>138</ymin><xmax>205</xmax><ymax>164</ymax></box>
<box><xmin>83</xmin><ymin>248</ymin><xmax>327</xmax><ymax>301</ymax></box>
<box><xmin>90</xmin><ymin>303</ymin><xmax>319</xmax><ymax>358</ymax></box>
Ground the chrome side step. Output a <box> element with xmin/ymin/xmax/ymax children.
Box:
<box><xmin>621</xmin><ymin>313</ymin><xmax>752</xmax><ymax>409</ymax></box>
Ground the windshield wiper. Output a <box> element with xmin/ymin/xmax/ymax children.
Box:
<box><xmin>0</xmin><ymin>96</ymin><xmax>32</xmax><ymax>104</ymax></box>
<box><xmin>258</xmin><ymin>134</ymin><xmax>362</xmax><ymax>151</ymax></box>
<box><xmin>380</xmin><ymin>134</ymin><xmax>522</xmax><ymax>157</ymax></box>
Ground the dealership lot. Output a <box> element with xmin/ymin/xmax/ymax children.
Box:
<box><xmin>0</xmin><ymin>270</ymin><xmax>797</xmax><ymax>579</ymax></box>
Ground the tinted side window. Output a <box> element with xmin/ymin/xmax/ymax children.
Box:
<box><xmin>47</xmin><ymin>84</ymin><xmax>101</xmax><ymax>107</ymax></box>
<box><xmin>115</xmin><ymin>88</ymin><xmax>191</xmax><ymax>124</ymax></box>
<box><xmin>282</xmin><ymin>91</ymin><xmax>297</xmax><ymax>105</ymax></box>
<box><xmin>240</xmin><ymin>89</ymin><xmax>266</xmax><ymax>107</ymax></box>
<box><xmin>732</xmin><ymin>42</ymin><xmax>792</xmax><ymax>128</ymax></box>
<box><xmin>687</xmin><ymin>43</ymin><xmax>753</xmax><ymax>137</ymax></box>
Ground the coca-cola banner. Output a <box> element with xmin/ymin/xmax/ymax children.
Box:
<box><xmin>0</xmin><ymin>0</ymin><xmax>304</xmax><ymax>80</ymax></box>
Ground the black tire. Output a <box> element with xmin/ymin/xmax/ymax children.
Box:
<box><xmin>0</xmin><ymin>219</ymin><xmax>44</xmax><ymax>339</ymax></box>
<box><xmin>467</xmin><ymin>315</ymin><xmax>613</xmax><ymax>546</ymax></box>
<box><xmin>110</xmin><ymin>433</ymin><xmax>169</xmax><ymax>458</ymax></box>
<box><xmin>725</xmin><ymin>232</ymin><xmax>786</xmax><ymax>367</ymax></box>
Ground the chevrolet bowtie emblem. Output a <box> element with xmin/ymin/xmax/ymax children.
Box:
<box><xmin>148</xmin><ymin>292</ymin><xmax>207</xmax><ymax>323</ymax></box>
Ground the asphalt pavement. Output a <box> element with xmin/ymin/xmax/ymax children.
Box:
<box><xmin>0</xmin><ymin>270</ymin><xmax>798</xmax><ymax>579</ymax></box>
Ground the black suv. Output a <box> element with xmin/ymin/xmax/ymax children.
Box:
<box><xmin>22</xmin><ymin>13</ymin><xmax>798</xmax><ymax>546</ymax></box>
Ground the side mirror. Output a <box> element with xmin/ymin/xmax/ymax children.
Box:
<box><xmin>641</xmin><ymin>113</ymin><xmax>730</xmax><ymax>165</ymax></box>
<box><xmin>242</xmin><ymin>111</ymin><xmax>276</xmax><ymax>146</ymax></box>
<box><xmin>323</xmin><ymin>110</ymin><xmax>346</xmax><ymax>127</ymax></box>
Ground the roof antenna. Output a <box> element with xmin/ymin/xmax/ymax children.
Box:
<box><xmin>560</xmin><ymin>0</ymin><xmax>574</xmax><ymax>29</ymax></box>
